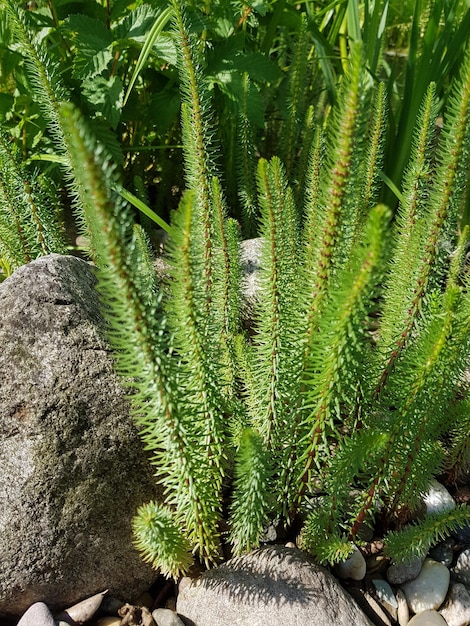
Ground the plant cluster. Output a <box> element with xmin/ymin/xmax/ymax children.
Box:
<box><xmin>1</xmin><ymin>0</ymin><xmax>470</xmax><ymax>579</ymax></box>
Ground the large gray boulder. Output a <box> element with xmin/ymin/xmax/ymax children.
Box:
<box><xmin>0</xmin><ymin>254</ymin><xmax>162</xmax><ymax>619</ymax></box>
<box><xmin>176</xmin><ymin>545</ymin><xmax>374</xmax><ymax>626</ymax></box>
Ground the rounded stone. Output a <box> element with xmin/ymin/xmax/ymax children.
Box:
<box><xmin>372</xmin><ymin>579</ymin><xmax>397</xmax><ymax>608</ymax></box>
<box><xmin>337</xmin><ymin>545</ymin><xmax>367</xmax><ymax>581</ymax></box>
<box><xmin>177</xmin><ymin>545</ymin><xmax>374</xmax><ymax>626</ymax></box>
<box><xmin>17</xmin><ymin>602</ymin><xmax>55</xmax><ymax>626</ymax></box>
<box><xmin>0</xmin><ymin>255</ymin><xmax>163</xmax><ymax>619</ymax></box>
<box><xmin>386</xmin><ymin>557</ymin><xmax>423</xmax><ymax>585</ymax></box>
<box><xmin>424</xmin><ymin>479</ymin><xmax>456</xmax><ymax>515</ymax></box>
<box><xmin>452</xmin><ymin>524</ymin><xmax>470</xmax><ymax>543</ymax></box>
<box><xmin>401</xmin><ymin>558</ymin><xmax>450</xmax><ymax>614</ymax></box>
<box><xmin>439</xmin><ymin>582</ymin><xmax>470</xmax><ymax>626</ymax></box>
<box><xmin>396</xmin><ymin>589</ymin><xmax>409</xmax><ymax>626</ymax></box>
<box><xmin>407</xmin><ymin>609</ymin><xmax>448</xmax><ymax>625</ymax></box>
<box><xmin>152</xmin><ymin>608</ymin><xmax>185</xmax><ymax>626</ymax></box>
<box><xmin>452</xmin><ymin>548</ymin><xmax>470</xmax><ymax>585</ymax></box>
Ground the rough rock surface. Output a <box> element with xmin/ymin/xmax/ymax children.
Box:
<box><xmin>176</xmin><ymin>545</ymin><xmax>374</xmax><ymax>626</ymax></box>
<box><xmin>0</xmin><ymin>255</ymin><xmax>162</xmax><ymax>618</ymax></box>
<box><xmin>439</xmin><ymin>582</ymin><xmax>470</xmax><ymax>626</ymax></box>
<box><xmin>239</xmin><ymin>237</ymin><xmax>262</xmax><ymax>324</ymax></box>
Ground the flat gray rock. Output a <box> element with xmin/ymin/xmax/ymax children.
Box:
<box><xmin>176</xmin><ymin>545</ymin><xmax>374</xmax><ymax>626</ymax></box>
<box><xmin>0</xmin><ymin>255</ymin><xmax>162</xmax><ymax>619</ymax></box>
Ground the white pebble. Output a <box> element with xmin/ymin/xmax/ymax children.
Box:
<box><xmin>396</xmin><ymin>588</ymin><xmax>409</xmax><ymax>626</ymax></box>
<box><xmin>152</xmin><ymin>607</ymin><xmax>185</xmax><ymax>626</ymax></box>
<box><xmin>424</xmin><ymin>479</ymin><xmax>456</xmax><ymax>515</ymax></box>
<box><xmin>401</xmin><ymin>558</ymin><xmax>450</xmax><ymax>614</ymax></box>
<box><xmin>372</xmin><ymin>579</ymin><xmax>397</xmax><ymax>608</ymax></box>
<box><xmin>407</xmin><ymin>609</ymin><xmax>448</xmax><ymax>625</ymax></box>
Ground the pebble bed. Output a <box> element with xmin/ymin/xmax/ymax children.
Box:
<box><xmin>10</xmin><ymin>480</ymin><xmax>470</xmax><ymax>626</ymax></box>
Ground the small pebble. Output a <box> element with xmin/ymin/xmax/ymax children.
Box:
<box><xmin>401</xmin><ymin>558</ymin><xmax>450</xmax><ymax>614</ymax></box>
<box><xmin>152</xmin><ymin>608</ymin><xmax>185</xmax><ymax>626</ymax></box>
<box><xmin>452</xmin><ymin>548</ymin><xmax>470</xmax><ymax>585</ymax></box>
<box><xmin>407</xmin><ymin>609</ymin><xmax>448</xmax><ymax>625</ymax></box>
<box><xmin>337</xmin><ymin>545</ymin><xmax>367</xmax><ymax>580</ymax></box>
<box><xmin>387</xmin><ymin>557</ymin><xmax>423</xmax><ymax>585</ymax></box>
<box><xmin>396</xmin><ymin>588</ymin><xmax>409</xmax><ymax>626</ymax></box>
<box><xmin>424</xmin><ymin>479</ymin><xmax>456</xmax><ymax>515</ymax></box>
<box><xmin>17</xmin><ymin>602</ymin><xmax>55</xmax><ymax>626</ymax></box>
<box><xmin>439</xmin><ymin>582</ymin><xmax>470</xmax><ymax>626</ymax></box>
<box><xmin>56</xmin><ymin>590</ymin><xmax>107</xmax><ymax>624</ymax></box>
<box><xmin>362</xmin><ymin>591</ymin><xmax>393</xmax><ymax>626</ymax></box>
<box><xmin>372</xmin><ymin>579</ymin><xmax>397</xmax><ymax>608</ymax></box>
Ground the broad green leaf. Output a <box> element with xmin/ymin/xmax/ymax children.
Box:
<box><xmin>62</xmin><ymin>14</ymin><xmax>114</xmax><ymax>79</ymax></box>
<box><xmin>82</xmin><ymin>75</ymin><xmax>123</xmax><ymax>129</ymax></box>
<box><xmin>114</xmin><ymin>4</ymin><xmax>162</xmax><ymax>42</ymax></box>
<box><xmin>153</xmin><ymin>34</ymin><xmax>177</xmax><ymax>66</ymax></box>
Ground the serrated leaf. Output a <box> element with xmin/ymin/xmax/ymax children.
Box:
<box><xmin>82</xmin><ymin>75</ymin><xmax>123</xmax><ymax>129</ymax></box>
<box><xmin>153</xmin><ymin>33</ymin><xmax>177</xmax><ymax>65</ymax></box>
<box><xmin>62</xmin><ymin>14</ymin><xmax>114</xmax><ymax>79</ymax></box>
<box><xmin>114</xmin><ymin>4</ymin><xmax>161</xmax><ymax>43</ymax></box>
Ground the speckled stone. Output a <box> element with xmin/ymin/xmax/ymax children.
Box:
<box><xmin>0</xmin><ymin>255</ymin><xmax>162</xmax><ymax>619</ymax></box>
<box><xmin>177</xmin><ymin>545</ymin><xmax>374</xmax><ymax>626</ymax></box>
<box><xmin>17</xmin><ymin>603</ymin><xmax>55</xmax><ymax>626</ymax></box>
<box><xmin>452</xmin><ymin>524</ymin><xmax>470</xmax><ymax>543</ymax></box>
<box><xmin>401</xmin><ymin>558</ymin><xmax>450</xmax><ymax>614</ymax></box>
<box><xmin>452</xmin><ymin>548</ymin><xmax>470</xmax><ymax>585</ymax></box>
<box><xmin>386</xmin><ymin>557</ymin><xmax>423</xmax><ymax>585</ymax></box>
<box><xmin>439</xmin><ymin>582</ymin><xmax>470</xmax><ymax>626</ymax></box>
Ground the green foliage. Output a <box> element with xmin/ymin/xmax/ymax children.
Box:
<box><xmin>0</xmin><ymin>131</ymin><xmax>66</xmax><ymax>275</ymax></box>
<box><xmin>385</xmin><ymin>505</ymin><xmax>470</xmax><ymax>563</ymax></box>
<box><xmin>2</xmin><ymin>0</ymin><xmax>470</xmax><ymax>581</ymax></box>
<box><xmin>133</xmin><ymin>501</ymin><xmax>193</xmax><ymax>579</ymax></box>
